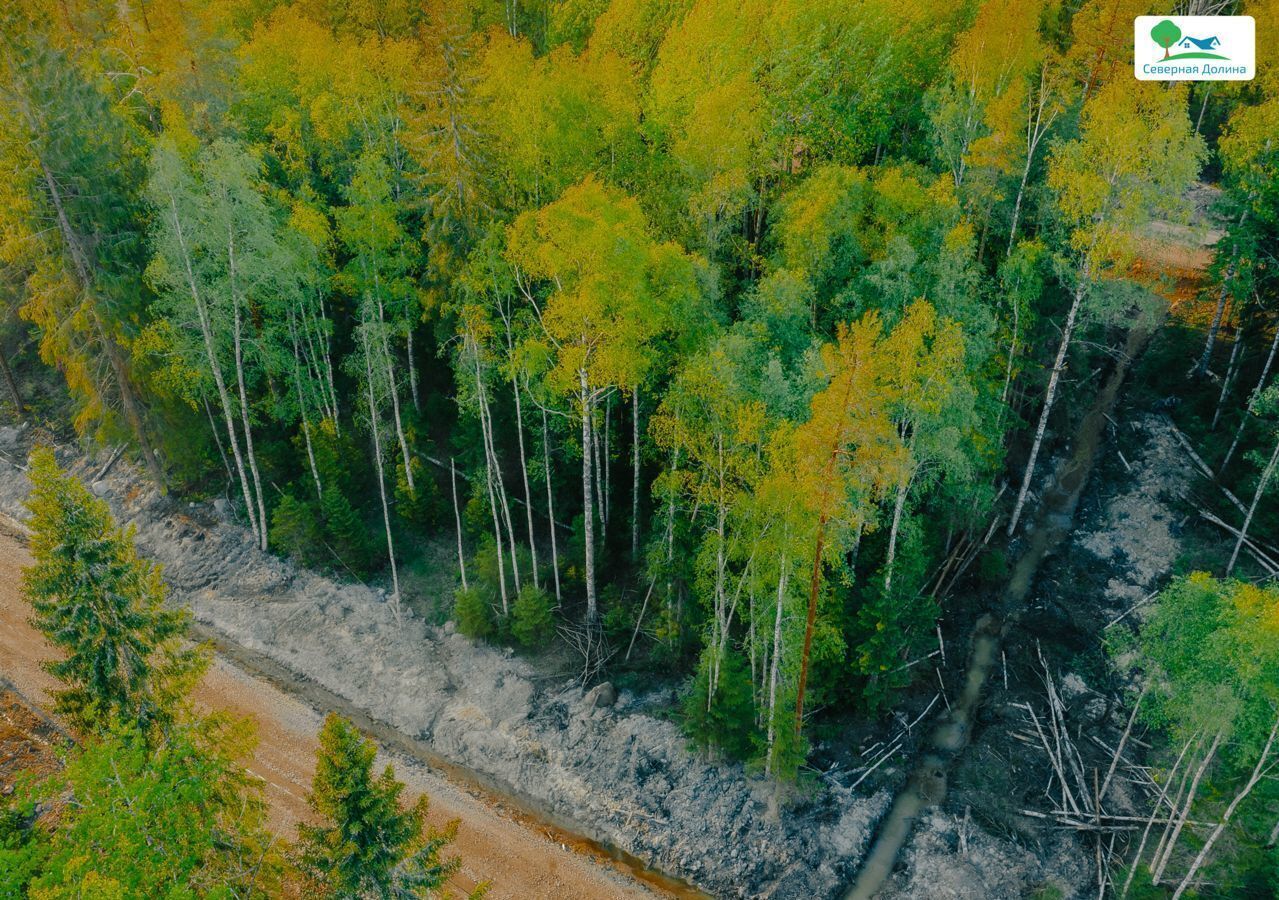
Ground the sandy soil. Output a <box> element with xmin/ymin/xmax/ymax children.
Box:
<box><xmin>0</xmin><ymin>531</ymin><xmax>660</xmax><ymax>900</ymax></box>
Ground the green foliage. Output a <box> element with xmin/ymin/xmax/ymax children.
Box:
<box><xmin>270</xmin><ymin>492</ymin><xmax>327</xmax><ymax>567</ymax></box>
<box><xmin>10</xmin><ymin>715</ymin><xmax>278</xmax><ymax>898</ymax></box>
<box><xmin>1119</xmin><ymin>573</ymin><xmax>1279</xmax><ymax>763</ymax></box>
<box><xmin>300</xmin><ymin>714</ymin><xmax>466</xmax><ymax>898</ymax></box>
<box><xmin>0</xmin><ymin>797</ymin><xmax>43</xmax><ymax>897</ymax></box>
<box><xmin>681</xmin><ymin>645</ymin><xmax>756</xmax><ymax>760</ymax></box>
<box><xmin>396</xmin><ymin>457</ymin><xmax>445</xmax><ymax>528</ymax></box>
<box><xmin>454</xmin><ymin>585</ymin><xmax>496</xmax><ymax>640</ymax></box>
<box><xmin>511</xmin><ymin>584</ymin><xmax>556</xmax><ymax>648</ymax></box>
<box><xmin>22</xmin><ymin>448</ymin><xmax>205</xmax><ymax>733</ymax></box>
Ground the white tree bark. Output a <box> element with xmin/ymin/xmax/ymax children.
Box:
<box><xmin>228</xmin><ymin>230</ymin><xmax>269</xmax><ymax>552</ymax></box>
<box><xmin>1221</xmin><ymin>321</ymin><xmax>1279</xmax><ymax>474</ymax></box>
<box><xmin>883</xmin><ymin>475</ymin><xmax>911</xmax><ymax>593</ymax></box>
<box><xmin>580</xmin><ymin>369</ymin><xmax>598</xmax><ymax>622</ymax></box>
<box><xmin>362</xmin><ymin>326</ymin><xmax>401</xmax><ymax>622</ymax></box>
<box><xmin>375</xmin><ymin>293</ymin><xmax>414</xmax><ymax>496</ymax></box>
<box><xmin>450</xmin><ymin>456</ymin><xmax>468</xmax><ymax>591</ymax></box>
<box><xmin>543</xmin><ymin>408</ymin><xmax>562</xmax><ymax>602</ymax></box>
<box><xmin>1172</xmin><ymin>714</ymin><xmax>1279</xmax><ymax>900</ymax></box>
<box><xmin>512</xmin><ymin>379</ymin><xmax>540</xmax><ymax>589</ymax></box>
<box><xmin>1152</xmin><ymin>731</ymin><xmax>1224</xmax><ymax>885</ymax></box>
<box><xmin>1008</xmin><ymin>276</ymin><xmax>1087</xmax><ymax>535</ymax></box>
<box><xmin>1227</xmin><ymin>432</ymin><xmax>1279</xmax><ymax>575</ymax></box>
<box><xmin>1121</xmin><ymin>732</ymin><xmax>1198</xmax><ymax>899</ymax></box>
<box><xmin>766</xmin><ymin>555</ymin><xmax>789</xmax><ymax>776</ymax></box>
<box><xmin>164</xmin><ymin>193</ymin><xmax>260</xmax><ymax>545</ymax></box>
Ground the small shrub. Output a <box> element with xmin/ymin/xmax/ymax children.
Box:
<box><xmin>454</xmin><ymin>586</ymin><xmax>495</xmax><ymax>640</ymax></box>
<box><xmin>511</xmin><ymin>584</ymin><xmax>554</xmax><ymax>648</ymax></box>
<box><xmin>320</xmin><ymin>487</ymin><xmax>374</xmax><ymax>575</ymax></box>
<box><xmin>681</xmin><ymin>647</ymin><xmax>756</xmax><ymax>761</ymax></box>
<box><xmin>270</xmin><ymin>494</ymin><xmax>325</xmax><ymax>567</ymax></box>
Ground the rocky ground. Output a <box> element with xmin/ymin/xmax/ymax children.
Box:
<box><xmin>0</xmin><ymin>410</ymin><xmax>1195</xmax><ymax>899</ymax></box>
<box><xmin>873</xmin><ymin>414</ymin><xmax>1196</xmax><ymax>899</ymax></box>
<box><xmin>0</xmin><ymin>425</ymin><xmax>888</xmax><ymax>899</ymax></box>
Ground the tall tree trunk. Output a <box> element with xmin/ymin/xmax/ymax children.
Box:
<box><xmin>512</xmin><ymin>379</ymin><xmax>539</xmax><ymax>589</ymax></box>
<box><xmin>450</xmin><ymin>457</ymin><xmax>468</xmax><ymax>591</ymax></box>
<box><xmin>1195</xmin><ymin>210</ymin><xmax>1247</xmax><ymax>377</ymax></box>
<box><xmin>765</xmin><ymin>555</ymin><xmax>788</xmax><ymax>777</ymax></box>
<box><xmin>1006</xmin><ymin>158</ymin><xmax>1033</xmax><ymax>256</ymax></box>
<box><xmin>230</xmin><ymin>236</ymin><xmax>268</xmax><ymax>552</ymax></box>
<box><xmin>289</xmin><ymin>315</ymin><xmax>323</xmax><ymax>501</ymax></box>
<box><xmin>604</xmin><ymin>397</ymin><xmax>611</xmax><ymax>530</ymax></box>
<box><xmin>165</xmin><ymin>192</ymin><xmax>258</xmax><ymax>544</ymax></box>
<box><xmin>632</xmin><ymin>389</ymin><xmax>641</xmax><ymax>559</ymax></box>
<box><xmin>543</xmin><ymin>408</ymin><xmax>561</xmax><ymax>602</ymax></box>
<box><xmin>480</xmin><ymin>383</ymin><xmax>521</xmax><ymax>592</ymax></box>
<box><xmin>363</xmin><ymin>328</ymin><xmax>401</xmax><ymax>622</ymax></box>
<box><xmin>1122</xmin><ymin>733</ymin><xmax>1198</xmax><ymax>899</ymax></box>
<box><xmin>1210</xmin><ymin>324</ymin><xmax>1243</xmax><ymax>430</ymax></box>
<box><xmin>202</xmin><ymin>395</ymin><xmax>231</xmax><ymax>482</ymax></box>
<box><xmin>1008</xmin><ymin>276</ymin><xmax>1087</xmax><ymax>535</ymax></box>
<box><xmin>406</xmin><ymin>326</ymin><xmax>421</xmax><ymax>412</ymax></box>
<box><xmin>375</xmin><ymin>295</ymin><xmax>414</xmax><ymax>496</ymax></box>
<box><xmin>883</xmin><ymin>476</ymin><xmax>911</xmax><ymax>593</ymax></box>
<box><xmin>1172</xmin><ymin>715</ymin><xmax>1279</xmax><ymax>900</ymax></box>
<box><xmin>1221</xmin><ymin>320</ymin><xmax>1279</xmax><ymax>474</ymax></box>
<box><xmin>795</xmin><ymin>515</ymin><xmax>827</xmax><ymax>740</ymax></box>
<box><xmin>1227</xmin><ymin>431</ymin><xmax>1279</xmax><ymax>575</ymax></box>
<box><xmin>39</xmin><ymin>160</ymin><xmax>164</xmax><ymax>487</ymax></box>
<box><xmin>0</xmin><ymin>338</ymin><xmax>24</xmax><ymax>420</ymax></box>
<box><xmin>1152</xmin><ymin>731</ymin><xmax>1224</xmax><ymax>884</ymax></box>
<box><xmin>580</xmin><ymin>370</ymin><xmax>598</xmax><ymax>622</ymax></box>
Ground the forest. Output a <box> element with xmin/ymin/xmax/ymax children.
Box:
<box><xmin>0</xmin><ymin>0</ymin><xmax>1278</xmax><ymax>896</ymax></box>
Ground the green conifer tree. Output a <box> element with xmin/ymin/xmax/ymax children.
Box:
<box><xmin>21</xmin><ymin>448</ymin><xmax>203</xmax><ymax>733</ymax></box>
<box><xmin>299</xmin><ymin>713</ymin><xmax>483</xmax><ymax>898</ymax></box>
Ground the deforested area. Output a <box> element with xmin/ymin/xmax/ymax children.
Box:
<box><xmin>0</xmin><ymin>0</ymin><xmax>1277</xmax><ymax>898</ymax></box>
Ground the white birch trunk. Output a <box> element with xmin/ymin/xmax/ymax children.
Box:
<box><xmin>363</xmin><ymin>327</ymin><xmax>401</xmax><ymax>622</ymax></box>
<box><xmin>375</xmin><ymin>294</ymin><xmax>414</xmax><ymax>496</ymax></box>
<box><xmin>580</xmin><ymin>370</ymin><xmax>598</xmax><ymax>622</ymax></box>
<box><xmin>229</xmin><ymin>233</ymin><xmax>269</xmax><ymax>552</ymax></box>
<box><xmin>1227</xmin><ymin>432</ymin><xmax>1279</xmax><ymax>575</ymax></box>
<box><xmin>512</xmin><ymin>379</ymin><xmax>539</xmax><ymax>589</ymax></box>
<box><xmin>1172</xmin><ymin>715</ymin><xmax>1279</xmax><ymax>900</ymax></box>
<box><xmin>543</xmin><ymin>408</ymin><xmax>562</xmax><ymax>602</ymax></box>
<box><xmin>450</xmin><ymin>457</ymin><xmax>468</xmax><ymax>591</ymax></box>
<box><xmin>165</xmin><ymin>193</ymin><xmax>259</xmax><ymax>545</ymax></box>
<box><xmin>1008</xmin><ymin>276</ymin><xmax>1087</xmax><ymax>535</ymax></box>
<box><xmin>883</xmin><ymin>475</ymin><xmax>911</xmax><ymax>593</ymax></box>
<box><xmin>766</xmin><ymin>556</ymin><xmax>789</xmax><ymax>776</ymax></box>
<box><xmin>1221</xmin><ymin>321</ymin><xmax>1279</xmax><ymax>473</ymax></box>
<box><xmin>1152</xmin><ymin>731</ymin><xmax>1224</xmax><ymax>884</ymax></box>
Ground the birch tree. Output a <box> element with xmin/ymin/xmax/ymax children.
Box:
<box><xmin>1007</xmin><ymin>81</ymin><xmax>1205</xmax><ymax>534</ymax></box>
<box><xmin>508</xmin><ymin>176</ymin><xmax>705</xmax><ymax>622</ymax></box>
<box><xmin>146</xmin><ymin>139</ymin><xmax>302</xmax><ymax>550</ymax></box>
<box><xmin>337</xmin><ymin>150</ymin><xmax>423</xmax><ymax>500</ymax></box>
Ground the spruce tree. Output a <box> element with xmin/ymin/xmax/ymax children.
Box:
<box><xmin>21</xmin><ymin>447</ymin><xmax>202</xmax><ymax>733</ymax></box>
<box><xmin>299</xmin><ymin>713</ymin><xmax>479</xmax><ymax>898</ymax></box>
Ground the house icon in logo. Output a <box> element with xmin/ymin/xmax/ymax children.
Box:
<box><xmin>1178</xmin><ymin>35</ymin><xmax>1221</xmax><ymax>50</ymax></box>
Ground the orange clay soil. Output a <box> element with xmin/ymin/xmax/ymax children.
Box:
<box><xmin>0</xmin><ymin>530</ymin><xmax>664</xmax><ymax>900</ymax></box>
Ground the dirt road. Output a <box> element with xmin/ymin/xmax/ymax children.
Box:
<box><xmin>0</xmin><ymin>530</ymin><xmax>661</xmax><ymax>900</ymax></box>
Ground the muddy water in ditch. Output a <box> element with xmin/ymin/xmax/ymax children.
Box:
<box><xmin>843</xmin><ymin>326</ymin><xmax>1152</xmax><ymax>900</ymax></box>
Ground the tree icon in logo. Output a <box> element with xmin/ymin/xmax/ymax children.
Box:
<box><xmin>1151</xmin><ymin>19</ymin><xmax>1182</xmax><ymax>58</ymax></box>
